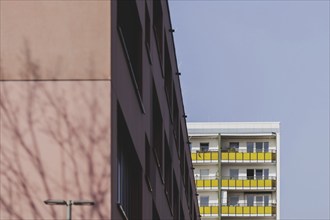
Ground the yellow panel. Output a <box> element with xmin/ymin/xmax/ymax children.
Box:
<box><xmin>204</xmin><ymin>206</ymin><xmax>211</xmax><ymax>214</ymax></box>
<box><xmin>251</xmin><ymin>153</ymin><xmax>257</xmax><ymax>160</ymax></box>
<box><xmin>229</xmin><ymin>207</ymin><xmax>235</xmax><ymax>214</ymax></box>
<box><xmin>222</xmin><ymin>179</ymin><xmax>228</xmax><ymax>187</ymax></box>
<box><xmin>196</xmin><ymin>180</ymin><xmax>203</xmax><ymax>187</ymax></box>
<box><xmin>243</xmin><ymin>206</ymin><xmax>250</xmax><ymax>214</ymax></box>
<box><xmin>257</xmin><ymin>152</ymin><xmax>265</xmax><ymax>160</ymax></box>
<box><xmin>236</xmin><ymin>179</ymin><xmax>243</xmax><ymax>187</ymax></box>
<box><xmin>221</xmin><ymin>206</ymin><xmax>228</xmax><ymax>214</ymax></box>
<box><xmin>265</xmin><ymin>180</ymin><xmax>272</xmax><ymax>187</ymax></box>
<box><xmin>258</xmin><ymin>206</ymin><xmax>265</xmax><ymax>214</ymax></box>
<box><xmin>199</xmin><ymin>207</ymin><xmax>204</xmax><ymax>214</ymax></box>
<box><xmin>211</xmin><ymin>206</ymin><xmax>218</xmax><ymax>214</ymax></box>
<box><xmin>204</xmin><ymin>152</ymin><xmax>211</xmax><ymax>160</ymax></box>
<box><xmin>212</xmin><ymin>179</ymin><xmax>218</xmax><ymax>187</ymax></box>
<box><xmin>251</xmin><ymin>180</ymin><xmax>257</xmax><ymax>187</ymax></box>
<box><xmin>236</xmin><ymin>206</ymin><xmax>243</xmax><ymax>214</ymax></box>
<box><xmin>243</xmin><ymin>153</ymin><xmax>250</xmax><ymax>160</ymax></box>
<box><xmin>212</xmin><ymin>152</ymin><xmax>218</xmax><ymax>160</ymax></box>
<box><xmin>265</xmin><ymin>152</ymin><xmax>272</xmax><ymax>160</ymax></box>
<box><xmin>265</xmin><ymin>206</ymin><xmax>272</xmax><ymax>214</ymax></box>
<box><xmin>191</xmin><ymin>153</ymin><xmax>196</xmax><ymax>161</ymax></box>
<box><xmin>236</xmin><ymin>152</ymin><xmax>243</xmax><ymax>160</ymax></box>
<box><xmin>258</xmin><ymin>180</ymin><xmax>265</xmax><ymax>187</ymax></box>
<box><xmin>222</xmin><ymin>152</ymin><xmax>228</xmax><ymax>160</ymax></box>
<box><xmin>204</xmin><ymin>180</ymin><xmax>211</xmax><ymax>187</ymax></box>
<box><xmin>243</xmin><ymin>180</ymin><xmax>250</xmax><ymax>187</ymax></box>
<box><xmin>229</xmin><ymin>152</ymin><xmax>236</xmax><ymax>160</ymax></box>
<box><xmin>250</xmin><ymin>207</ymin><xmax>257</xmax><ymax>214</ymax></box>
<box><xmin>197</xmin><ymin>152</ymin><xmax>204</xmax><ymax>160</ymax></box>
<box><xmin>229</xmin><ymin>180</ymin><xmax>236</xmax><ymax>187</ymax></box>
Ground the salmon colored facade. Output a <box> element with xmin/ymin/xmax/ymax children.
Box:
<box><xmin>0</xmin><ymin>0</ymin><xmax>200</xmax><ymax>219</ymax></box>
<box><xmin>0</xmin><ymin>1</ymin><xmax>111</xmax><ymax>219</ymax></box>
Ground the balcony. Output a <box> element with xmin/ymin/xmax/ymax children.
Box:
<box><xmin>221</xmin><ymin>176</ymin><xmax>276</xmax><ymax>190</ymax></box>
<box><xmin>221</xmin><ymin>203</ymin><xmax>276</xmax><ymax>217</ymax></box>
<box><xmin>191</xmin><ymin>151</ymin><xmax>218</xmax><ymax>164</ymax></box>
<box><xmin>195</xmin><ymin>177</ymin><xmax>219</xmax><ymax>190</ymax></box>
<box><xmin>199</xmin><ymin>203</ymin><xmax>219</xmax><ymax>217</ymax></box>
<box><xmin>221</xmin><ymin>150</ymin><xmax>276</xmax><ymax>163</ymax></box>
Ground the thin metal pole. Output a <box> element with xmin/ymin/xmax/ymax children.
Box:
<box><xmin>66</xmin><ymin>200</ymin><xmax>72</xmax><ymax>220</ymax></box>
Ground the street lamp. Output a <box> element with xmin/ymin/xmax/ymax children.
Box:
<box><xmin>44</xmin><ymin>199</ymin><xmax>95</xmax><ymax>220</ymax></box>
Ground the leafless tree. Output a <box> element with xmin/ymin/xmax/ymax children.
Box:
<box><xmin>0</xmin><ymin>45</ymin><xmax>111</xmax><ymax>219</ymax></box>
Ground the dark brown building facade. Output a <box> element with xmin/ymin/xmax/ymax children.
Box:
<box><xmin>0</xmin><ymin>0</ymin><xmax>199</xmax><ymax>219</ymax></box>
<box><xmin>111</xmin><ymin>0</ymin><xmax>200</xmax><ymax>219</ymax></box>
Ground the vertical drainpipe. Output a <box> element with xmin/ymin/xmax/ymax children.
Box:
<box><xmin>218</xmin><ymin>133</ymin><xmax>221</xmax><ymax>220</ymax></box>
<box><xmin>276</xmin><ymin>131</ymin><xmax>281</xmax><ymax>220</ymax></box>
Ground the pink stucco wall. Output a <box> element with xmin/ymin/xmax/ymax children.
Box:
<box><xmin>0</xmin><ymin>1</ymin><xmax>111</xmax><ymax>219</ymax></box>
<box><xmin>0</xmin><ymin>81</ymin><xmax>111</xmax><ymax>219</ymax></box>
<box><xmin>0</xmin><ymin>1</ymin><xmax>111</xmax><ymax>80</ymax></box>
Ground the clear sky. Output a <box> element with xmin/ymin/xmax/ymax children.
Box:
<box><xmin>169</xmin><ymin>1</ymin><xmax>329</xmax><ymax>219</ymax></box>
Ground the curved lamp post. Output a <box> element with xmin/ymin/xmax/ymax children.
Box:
<box><xmin>44</xmin><ymin>199</ymin><xmax>95</xmax><ymax>220</ymax></box>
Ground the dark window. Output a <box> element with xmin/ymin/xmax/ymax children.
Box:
<box><xmin>229</xmin><ymin>196</ymin><xmax>239</xmax><ymax>206</ymax></box>
<box><xmin>185</xmin><ymin>159</ymin><xmax>189</xmax><ymax>192</ymax></box>
<box><xmin>188</xmin><ymin>183</ymin><xmax>192</xmax><ymax>209</ymax></box>
<box><xmin>164</xmin><ymin>136</ymin><xmax>173</xmax><ymax>208</ymax></box>
<box><xmin>264</xmin><ymin>169</ymin><xmax>269</xmax><ymax>179</ymax></box>
<box><xmin>172</xmin><ymin>88</ymin><xmax>179</xmax><ymax>142</ymax></box>
<box><xmin>200</xmin><ymin>196</ymin><xmax>209</xmax><ymax>206</ymax></box>
<box><xmin>264</xmin><ymin>195</ymin><xmax>270</xmax><ymax>206</ymax></box>
<box><xmin>181</xmin><ymin>156</ymin><xmax>186</xmax><ymax>185</ymax></box>
<box><xmin>256</xmin><ymin>169</ymin><xmax>263</xmax><ymax>180</ymax></box>
<box><xmin>145</xmin><ymin>136</ymin><xmax>152</xmax><ymax>191</ymax></box>
<box><xmin>117</xmin><ymin>105</ymin><xmax>142</xmax><ymax>219</ymax></box>
<box><xmin>180</xmin><ymin>128</ymin><xmax>185</xmax><ymax>183</ymax></box>
<box><xmin>247</xmin><ymin>142</ymin><xmax>254</xmax><ymax>153</ymax></box>
<box><xmin>229</xmin><ymin>169</ymin><xmax>239</xmax><ymax>180</ymax></box>
<box><xmin>229</xmin><ymin>142</ymin><xmax>239</xmax><ymax>151</ymax></box>
<box><xmin>185</xmin><ymin>165</ymin><xmax>191</xmax><ymax>210</ymax></box>
<box><xmin>178</xmin><ymin>127</ymin><xmax>184</xmax><ymax>157</ymax></box>
<box><xmin>180</xmin><ymin>203</ymin><xmax>185</xmax><ymax>220</ymax></box>
<box><xmin>145</xmin><ymin>3</ymin><xmax>151</xmax><ymax>53</ymax></box>
<box><xmin>256</xmin><ymin>142</ymin><xmax>263</xmax><ymax>152</ymax></box>
<box><xmin>153</xmin><ymin>202</ymin><xmax>160</xmax><ymax>220</ymax></box>
<box><xmin>192</xmin><ymin>205</ymin><xmax>195</xmax><ymax>220</ymax></box>
<box><xmin>152</xmin><ymin>84</ymin><xmax>163</xmax><ymax>177</ymax></box>
<box><xmin>264</xmin><ymin>142</ymin><xmax>269</xmax><ymax>152</ymax></box>
<box><xmin>173</xmin><ymin>176</ymin><xmax>179</xmax><ymax>219</ymax></box>
<box><xmin>153</xmin><ymin>0</ymin><xmax>163</xmax><ymax>66</ymax></box>
<box><xmin>247</xmin><ymin>195</ymin><xmax>254</xmax><ymax>206</ymax></box>
<box><xmin>164</xmin><ymin>41</ymin><xmax>173</xmax><ymax>111</ymax></box>
<box><xmin>117</xmin><ymin>0</ymin><xmax>143</xmax><ymax>97</ymax></box>
<box><xmin>200</xmin><ymin>143</ymin><xmax>209</xmax><ymax>152</ymax></box>
<box><xmin>247</xmin><ymin>169</ymin><xmax>254</xmax><ymax>180</ymax></box>
<box><xmin>256</xmin><ymin>196</ymin><xmax>263</xmax><ymax>205</ymax></box>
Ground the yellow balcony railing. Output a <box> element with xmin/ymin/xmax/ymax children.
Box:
<box><xmin>221</xmin><ymin>205</ymin><xmax>276</xmax><ymax>216</ymax></box>
<box><xmin>191</xmin><ymin>151</ymin><xmax>218</xmax><ymax>163</ymax></box>
<box><xmin>221</xmin><ymin>151</ymin><xmax>276</xmax><ymax>163</ymax></box>
<box><xmin>221</xmin><ymin>177</ymin><xmax>276</xmax><ymax>190</ymax></box>
<box><xmin>199</xmin><ymin>204</ymin><xmax>219</xmax><ymax>216</ymax></box>
<box><xmin>195</xmin><ymin>179</ymin><xmax>218</xmax><ymax>190</ymax></box>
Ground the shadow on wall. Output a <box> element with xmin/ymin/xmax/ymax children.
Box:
<box><xmin>0</xmin><ymin>44</ymin><xmax>111</xmax><ymax>219</ymax></box>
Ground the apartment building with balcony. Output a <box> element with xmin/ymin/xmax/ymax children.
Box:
<box><xmin>0</xmin><ymin>0</ymin><xmax>200</xmax><ymax>219</ymax></box>
<box><xmin>188</xmin><ymin>122</ymin><xmax>280</xmax><ymax>220</ymax></box>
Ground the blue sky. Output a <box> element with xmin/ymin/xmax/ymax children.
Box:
<box><xmin>169</xmin><ymin>1</ymin><xmax>329</xmax><ymax>219</ymax></box>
